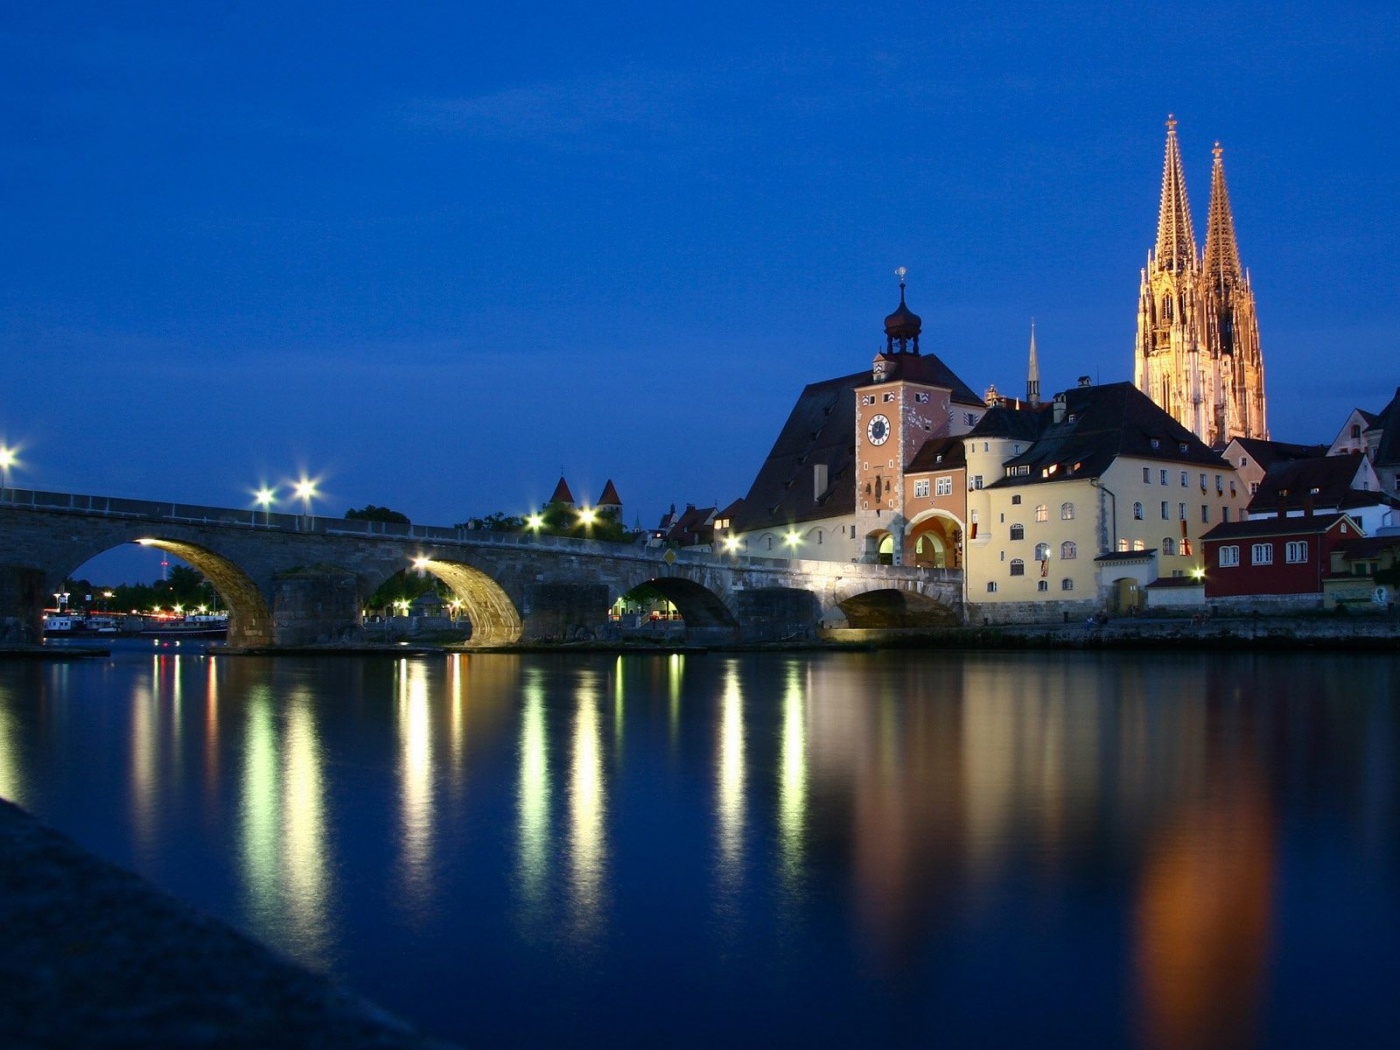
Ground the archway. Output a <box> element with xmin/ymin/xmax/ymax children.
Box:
<box><xmin>906</xmin><ymin>512</ymin><xmax>962</xmax><ymax>568</ymax></box>
<box><xmin>123</xmin><ymin>539</ymin><xmax>273</xmax><ymax>646</ymax></box>
<box><xmin>835</xmin><ymin>588</ymin><xmax>959</xmax><ymax>629</ymax></box>
<box><xmin>408</xmin><ymin>559</ymin><xmax>523</xmax><ymax>646</ymax></box>
<box><xmin>1109</xmin><ymin>577</ymin><xmax>1143</xmax><ymax>617</ymax></box>
<box><xmin>618</xmin><ymin>576</ymin><xmax>739</xmax><ymax>643</ymax></box>
<box><xmin>865</xmin><ymin>530</ymin><xmax>895</xmax><ymax>565</ymax></box>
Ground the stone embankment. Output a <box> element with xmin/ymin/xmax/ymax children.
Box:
<box><xmin>0</xmin><ymin>799</ymin><xmax>458</xmax><ymax>1050</ymax></box>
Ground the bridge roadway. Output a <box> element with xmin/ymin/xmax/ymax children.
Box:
<box><xmin>0</xmin><ymin>487</ymin><xmax>963</xmax><ymax>647</ymax></box>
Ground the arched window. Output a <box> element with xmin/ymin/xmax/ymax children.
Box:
<box><xmin>1037</xmin><ymin>580</ymin><xmax>1049</xmax><ymax>592</ymax></box>
<box><xmin>1035</xmin><ymin>504</ymin><xmax>1048</xmax><ymax>522</ymax></box>
<box><xmin>1061</xmin><ymin>541</ymin><xmax>1077</xmax><ymax>560</ymax></box>
<box><xmin>1060</xmin><ymin>502</ymin><xmax>1074</xmax><ymax>520</ymax></box>
<box><xmin>1162</xmin><ymin>537</ymin><xmax>1176</xmax><ymax>555</ymax></box>
<box><xmin>1034</xmin><ymin>542</ymin><xmax>1050</xmax><ymax>562</ymax></box>
<box><xmin>1009</xmin><ymin>559</ymin><xmax>1025</xmax><ymax>576</ymax></box>
<box><xmin>1133</xmin><ymin>539</ymin><xmax>1146</xmax><ymax>551</ymax></box>
<box><xmin>1352</xmin><ymin>423</ymin><xmax>1362</xmax><ymax>439</ymax></box>
<box><xmin>1061</xmin><ymin>578</ymin><xmax>1074</xmax><ymax>591</ymax></box>
<box><xmin>1133</xmin><ymin>501</ymin><xmax>1144</xmax><ymax>520</ymax></box>
<box><xmin>1009</xmin><ymin>523</ymin><xmax>1025</xmax><ymax>541</ymax></box>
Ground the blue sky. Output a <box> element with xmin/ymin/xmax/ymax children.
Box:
<box><xmin>2</xmin><ymin>3</ymin><xmax>1397</xmax><ymax>581</ymax></box>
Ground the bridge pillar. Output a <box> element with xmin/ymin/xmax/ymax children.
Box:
<box><xmin>270</xmin><ymin>567</ymin><xmax>363</xmax><ymax>647</ymax></box>
<box><xmin>520</xmin><ymin>583</ymin><xmax>609</xmax><ymax>643</ymax></box>
<box><xmin>0</xmin><ymin>565</ymin><xmax>46</xmax><ymax>644</ymax></box>
<box><xmin>733</xmin><ymin>588</ymin><xmax>821</xmax><ymax>643</ymax></box>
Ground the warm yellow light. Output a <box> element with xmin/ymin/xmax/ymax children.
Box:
<box><xmin>723</xmin><ymin>535</ymin><xmax>740</xmax><ymax>552</ymax></box>
<box><xmin>578</xmin><ymin>507</ymin><xmax>598</xmax><ymax>526</ymax></box>
<box><xmin>253</xmin><ymin>485</ymin><xmax>276</xmax><ymax>508</ymax></box>
<box><xmin>0</xmin><ymin>445</ymin><xmax>16</xmax><ymax>470</ymax></box>
<box><xmin>784</xmin><ymin>530</ymin><xmax>801</xmax><ymax>547</ymax></box>
<box><xmin>1191</xmin><ymin>566</ymin><xmax>1206</xmax><ymax>580</ymax></box>
<box><xmin>413</xmin><ymin>556</ymin><xmax>431</xmax><ymax>570</ymax></box>
<box><xmin>293</xmin><ymin>478</ymin><xmax>318</xmax><ymax>502</ymax></box>
<box><xmin>136</xmin><ymin>538</ymin><xmax>156</xmax><ymax>546</ymax></box>
<box><xmin>526</xmin><ymin>513</ymin><xmax>544</xmax><ymax>530</ymax></box>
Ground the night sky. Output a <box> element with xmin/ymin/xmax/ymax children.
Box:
<box><xmin>2</xmin><ymin>3</ymin><xmax>1397</xmax><ymax>582</ymax></box>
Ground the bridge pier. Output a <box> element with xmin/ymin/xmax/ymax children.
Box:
<box><xmin>269</xmin><ymin>567</ymin><xmax>362</xmax><ymax>647</ymax></box>
<box><xmin>0</xmin><ymin>565</ymin><xmax>46</xmax><ymax>644</ymax></box>
<box><xmin>520</xmin><ymin>583</ymin><xmax>609</xmax><ymax>643</ymax></box>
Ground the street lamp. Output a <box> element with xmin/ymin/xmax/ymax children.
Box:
<box><xmin>525</xmin><ymin>513</ymin><xmax>544</xmax><ymax>533</ymax></box>
<box><xmin>0</xmin><ymin>444</ymin><xmax>17</xmax><ymax>498</ymax></box>
<box><xmin>253</xmin><ymin>485</ymin><xmax>276</xmax><ymax>526</ymax></box>
<box><xmin>293</xmin><ymin>477</ymin><xmax>319</xmax><ymax>521</ymax></box>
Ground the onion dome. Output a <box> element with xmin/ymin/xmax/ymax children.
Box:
<box><xmin>884</xmin><ymin>268</ymin><xmax>922</xmax><ymax>352</ymax></box>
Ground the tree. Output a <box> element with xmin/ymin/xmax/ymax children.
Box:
<box><xmin>346</xmin><ymin>505</ymin><xmax>411</xmax><ymax>524</ymax></box>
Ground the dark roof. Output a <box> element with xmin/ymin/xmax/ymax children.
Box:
<box><xmin>733</xmin><ymin>356</ymin><xmax>983</xmax><ymax>532</ymax></box>
<box><xmin>1094</xmin><ymin>549</ymin><xmax>1158</xmax><ymax>562</ymax></box>
<box><xmin>907</xmin><ymin>437</ymin><xmax>966</xmax><ymax>473</ymax></box>
<box><xmin>1333</xmin><ymin>535</ymin><xmax>1400</xmax><ymax>559</ymax></box>
<box><xmin>715</xmin><ymin>497</ymin><xmax>745</xmax><ymax>521</ymax></box>
<box><xmin>989</xmin><ymin>382</ymin><xmax>1227</xmax><ymax>489</ymax></box>
<box><xmin>1371</xmin><ymin>386</ymin><xmax>1400</xmax><ymax>468</ymax></box>
<box><xmin>1201</xmin><ymin>513</ymin><xmax>1357</xmax><ymax>542</ymax></box>
<box><xmin>663</xmin><ymin>504</ymin><xmax>716</xmax><ymax>546</ymax></box>
<box><xmin>967</xmin><ymin>401</ymin><xmax>1045</xmax><ymax>442</ymax></box>
<box><xmin>1246</xmin><ymin>452</ymin><xmax>1376</xmax><ymax>514</ymax></box>
<box><xmin>1146</xmin><ymin>576</ymin><xmax>1203</xmax><ymax>589</ymax></box>
<box><xmin>548</xmin><ymin>477</ymin><xmax>575</xmax><ymax>505</ymax></box>
<box><xmin>1231</xmin><ymin>437</ymin><xmax>1329</xmax><ymax>469</ymax></box>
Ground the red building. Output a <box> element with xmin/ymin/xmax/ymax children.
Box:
<box><xmin>1202</xmin><ymin>513</ymin><xmax>1362</xmax><ymax>599</ymax></box>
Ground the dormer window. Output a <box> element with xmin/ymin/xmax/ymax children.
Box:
<box><xmin>1179</xmin><ymin>442</ymin><xmax>1188</xmax><ymax>453</ymax></box>
<box><xmin>1150</xmin><ymin>438</ymin><xmax>1160</xmax><ymax>449</ymax></box>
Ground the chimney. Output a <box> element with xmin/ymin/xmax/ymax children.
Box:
<box><xmin>813</xmin><ymin>463</ymin><xmax>828</xmax><ymax>501</ymax></box>
<box><xmin>1053</xmin><ymin>393</ymin><xmax>1067</xmax><ymax>425</ymax></box>
<box><xmin>1277</xmin><ymin>489</ymin><xmax>1288</xmax><ymax>520</ymax></box>
<box><xmin>1077</xmin><ymin>375</ymin><xmax>1092</xmax><ymax>388</ymax></box>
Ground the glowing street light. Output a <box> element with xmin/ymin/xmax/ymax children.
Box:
<box><xmin>723</xmin><ymin>535</ymin><xmax>741</xmax><ymax>554</ymax></box>
<box><xmin>293</xmin><ymin>476</ymin><xmax>319</xmax><ymax>519</ymax></box>
<box><xmin>577</xmin><ymin>506</ymin><xmax>598</xmax><ymax>528</ymax></box>
<box><xmin>0</xmin><ymin>444</ymin><xmax>18</xmax><ymax>497</ymax></box>
<box><xmin>525</xmin><ymin>513</ymin><xmax>544</xmax><ymax>532</ymax></box>
<box><xmin>412</xmin><ymin>556</ymin><xmax>431</xmax><ymax>571</ymax></box>
<box><xmin>784</xmin><ymin>530</ymin><xmax>802</xmax><ymax>549</ymax></box>
<box><xmin>253</xmin><ymin>485</ymin><xmax>277</xmax><ymax>525</ymax></box>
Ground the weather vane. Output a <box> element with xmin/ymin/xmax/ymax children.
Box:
<box><xmin>895</xmin><ymin>266</ymin><xmax>907</xmax><ymax>287</ymax></box>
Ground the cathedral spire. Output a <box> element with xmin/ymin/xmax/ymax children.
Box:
<box><xmin>1203</xmin><ymin>142</ymin><xmax>1243</xmax><ymax>295</ymax></box>
<box><xmin>1026</xmin><ymin>319</ymin><xmax>1040</xmax><ymax>407</ymax></box>
<box><xmin>1155</xmin><ymin>115</ymin><xmax>1198</xmax><ymax>273</ymax></box>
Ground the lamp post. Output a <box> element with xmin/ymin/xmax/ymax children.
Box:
<box><xmin>0</xmin><ymin>445</ymin><xmax>16</xmax><ymax>499</ymax></box>
<box><xmin>254</xmin><ymin>486</ymin><xmax>276</xmax><ymax>527</ymax></box>
<box><xmin>293</xmin><ymin>477</ymin><xmax>318</xmax><ymax>527</ymax></box>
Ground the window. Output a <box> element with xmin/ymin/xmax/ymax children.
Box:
<box><xmin>883</xmin><ymin>392</ymin><xmax>895</xmax><ymax>402</ymax></box>
<box><xmin>915</xmin><ymin>392</ymin><xmax>929</xmax><ymax>403</ymax></box>
<box><xmin>765</xmin><ymin>535</ymin><xmax>774</xmax><ymax>551</ymax></box>
<box><xmin>1200</xmin><ymin>473</ymin><xmax>1208</xmax><ymax>491</ymax></box>
<box><xmin>1179</xmin><ymin>503</ymin><xmax>1187</xmax><ymax>520</ymax></box>
<box><xmin>1061</xmin><ymin>502</ymin><xmax>1074</xmax><ymax>520</ymax></box>
<box><xmin>1035</xmin><ymin>504</ymin><xmax>1049</xmax><ymax>522</ymax></box>
<box><xmin>1010</xmin><ymin>523</ymin><xmax>1025</xmax><ymax>540</ymax></box>
<box><xmin>861</xmin><ymin>395</ymin><xmax>874</xmax><ymax>405</ymax></box>
<box><xmin>972</xmin><ymin>475</ymin><xmax>983</xmax><ymax>490</ymax></box>
<box><xmin>1222</xmin><ymin>507</ymin><xmax>1230</xmax><ymax>523</ymax></box>
<box><xmin>1286</xmin><ymin>540</ymin><xmax>1308</xmax><ymax>563</ymax></box>
<box><xmin>1012</xmin><ymin>495</ymin><xmax>1022</xmax><ymax>505</ymax></box>
<box><xmin>1250</xmin><ymin>482</ymin><xmax>1259</xmax><ymax>495</ymax></box>
<box><xmin>1163</xmin><ymin>537</ymin><xmax>1176</xmax><ymax>555</ymax></box>
<box><xmin>1118</xmin><ymin>538</ymin><xmax>1129</xmax><ymax>552</ymax></box>
<box><xmin>1351</xmin><ymin>423</ymin><xmax>1362</xmax><ymax>439</ymax></box>
<box><xmin>815</xmin><ymin>529</ymin><xmax>824</xmax><ymax>545</ymax></box>
<box><xmin>935</xmin><ymin>476</ymin><xmax>953</xmax><ymax>496</ymax></box>
<box><xmin>913</xmin><ymin>479</ymin><xmax>930</xmax><ymax>497</ymax></box>
<box><xmin>1150</xmin><ymin>439</ymin><xmax>1161</xmax><ymax>450</ymax></box>
<box><xmin>987</xmin><ymin>581</ymin><xmax>998</xmax><ymax>593</ymax></box>
<box><xmin>1143</xmin><ymin>467</ymin><xmax>1151</xmax><ymax>482</ymax></box>
<box><xmin>1229</xmin><ymin>480</ymin><xmax>1236</xmax><ymax>496</ymax></box>
<box><xmin>1133</xmin><ymin>539</ymin><xmax>1146</xmax><ymax>551</ymax></box>
<box><xmin>1060</xmin><ymin>541</ymin><xmax>1077</xmax><ymax>560</ymax></box>
<box><xmin>1161</xmin><ymin>500</ymin><xmax>1170</xmax><ymax>520</ymax></box>
<box><xmin>1215</xmin><ymin>474</ymin><xmax>1223</xmax><ymax>493</ymax></box>
<box><xmin>1037</xmin><ymin>580</ymin><xmax>1049</xmax><ymax>592</ymax></box>
<box><xmin>1035</xmin><ymin>542</ymin><xmax>1050</xmax><ymax>562</ymax></box>
<box><xmin>1180</xmin><ymin>472</ymin><xmax>1188</xmax><ymax>487</ymax></box>
<box><xmin>1251</xmin><ymin>543</ymin><xmax>1273</xmax><ymax>565</ymax></box>
<box><xmin>1061</xmin><ymin>578</ymin><xmax>1074</xmax><ymax>591</ymax></box>
<box><xmin>1219</xmin><ymin>545</ymin><xmax>1240</xmax><ymax>567</ymax></box>
<box><xmin>1010</xmin><ymin>559</ymin><xmax>1025</xmax><ymax>576</ymax></box>
<box><xmin>1160</xmin><ymin>469</ymin><xmax>1169</xmax><ymax>485</ymax></box>
<box><xmin>1201</xmin><ymin>505</ymin><xmax>1209</xmax><ymax>523</ymax></box>
<box><xmin>1133</xmin><ymin>502</ymin><xmax>1144</xmax><ymax>520</ymax></box>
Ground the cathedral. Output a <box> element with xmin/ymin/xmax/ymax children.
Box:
<box><xmin>1134</xmin><ymin>117</ymin><xmax>1268</xmax><ymax>447</ymax></box>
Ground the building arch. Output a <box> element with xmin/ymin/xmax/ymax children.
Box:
<box><xmin>904</xmin><ymin>509</ymin><xmax>963</xmax><ymax>568</ymax></box>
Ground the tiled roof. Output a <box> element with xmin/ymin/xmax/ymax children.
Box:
<box><xmin>907</xmin><ymin>437</ymin><xmax>966</xmax><ymax>473</ymax></box>
<box><xmin>548</xmin><ymin>477</ymin><xmax>575</xmax><ymax>506</ymax></box>
<box><xmin>1246</xmin><ymin>452</ymin><xmax>1374</xmax><ymax>514</ymax></box>
<box><xmin>989</xmin><ymin>382</ymin><xmax>1227</xmax><ymax>489</ymax></box>
<box><xmin>1201</xmin><ymin>513</ymin><xmax>1356</xmax><ymax>541</ymax></box>
<box><xmin>596</xmin><ymin>479</ymin><xmax>622</xmax><ymax>507</ymax></box>
<box><xmin>1231</xmin><ymin>437</ymin><xmax>1328</xmax><ymax>469</ymax></box>
<box><xmin>873</xmin><ymin>352</ymin><xmax>986</xmax><ymax>407</ymax></box>
<box><xmin>1094</xmin><ymin>549</ymin><xmax>1158</xmax><ymax>562</ymax></box>
<box><xmin>1371</xmin><ymin>386</ymin><xmax>1400</xmax><ymax>468</ymax></box>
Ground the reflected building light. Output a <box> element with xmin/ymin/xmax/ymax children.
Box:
<box><xmin>716</xmin><ymin>662</ymin><xmax>746</xmax><ymax>891</ymax></box>
<box><xmin>668</xmin><ymin>654</ymin><xmax>684</xmax><ymax>743</ymax></box>
<box><xmin>568</xmin><ymin>671</ymin><xmax>606</xmax><ymax>939</ymax></box>
<box><xmin>129</xmin><ymin>678</ymin><xmax>158</xmax><ymax>856</ymax></box>
<box><xmin>281</xmin><ymin>694</ymin><xmax>332</xmax><ymax>966</ymax></box>
<box><xmin>613</xmin><ymin>656</ymin><xmax>625</xmax><ymax>749</ymax></box>
<box><xmin>960</xmin><ymin>667</ymin><xmax>1022</xmax><ymax>879</ymax></box>
<box><xmin>239</xmin><ymin>687</ymin><xmax>280</xmax><ymax>934</ymax></box>
<box><xmin>517</xmin><ymin>671</ymin><xmax>551</xmax><ymax>915</ymax></box>
<box><xmin>0</xmin><ymin>704</ymin><xmax>23</xmax><ymax>805</ymax></box>
<box><xmin>448</xmin><ymin>653</ymin><xmax>466</xmax><ymax>776</ymax></box>
<box><xmin>204</xmin><ymin>659</ymin><xmax>220</xmax><ymax>794</ymax></box>
<box><xmin>778</xmin><ymin>662</ymin><xmax>808</xmax><ymax>885</ymax></box>
<box><xmin>397</xmin><ymin>659</ymin><xmax>435</xmax><ymax>918</ymax></box>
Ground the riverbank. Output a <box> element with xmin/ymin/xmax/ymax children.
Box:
<box><xmin>0</xmin><ymin>799</ymin><xmax>458</xmax><ymax>1049</ymax></box>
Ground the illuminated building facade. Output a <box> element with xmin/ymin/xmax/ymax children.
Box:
<box><xmin>1135</xmin><ymin>117</ymin><xmax>1268</xmax><ymax>447</ymax></box>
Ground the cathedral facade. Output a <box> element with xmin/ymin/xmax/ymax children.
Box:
<box><xmin>1134</xmin><ymin>117</ymin><xmax>1268</xmax><ymax>447</ymax></box>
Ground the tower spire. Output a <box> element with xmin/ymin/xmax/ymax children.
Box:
<box><xmin>1155</xmin><ymin>114</ymin><xmax>1198</xmax><ymax>273</ymax></box>
<box><xmin>1203</xmin><ymin>141</ymin><xmax>1243</xmax><ymax>295</ymax></box>
<box><xmin>1026</xmin><ymin>318</ymin><xmax>1040</xmax><ymax>407</ymax></box>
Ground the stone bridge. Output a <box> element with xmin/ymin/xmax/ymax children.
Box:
<box><xmin>0</xmin><ymin>488</ymin><xmax>963</xmax><ymax>647</ymax></box>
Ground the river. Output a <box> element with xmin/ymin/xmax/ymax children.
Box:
<box><xmin>1</xmin><ymin>640</ymin><xmax>1397</xmax><ymax>1047</ymax></box>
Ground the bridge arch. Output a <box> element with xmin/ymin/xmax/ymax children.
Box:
<box><xmin>108</xmin><ymin>537</ymin><xmax>272</xmax><ymax>647</ymax></box>
<box><xmin>616</xmin><ymin>573</ymin><xmax>741</xmax><ymax>643</ymax></box>
<box><xmin>410</xmin><ymin>558</ymin><xmax>522</xmax><ymax>646</ymax></box>
<box><xmin>828</xmin><ymin>586</ymin><xmax>959</xmax><ymax>630</ymax></box>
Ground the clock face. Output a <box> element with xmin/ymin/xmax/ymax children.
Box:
<box><xmin>867</xmin><ymin>414</ymin><xmax>891</xmax><ymax>446</ymax></box>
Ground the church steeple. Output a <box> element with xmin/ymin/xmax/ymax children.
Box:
<box><xmin>1203</xmin><ymin>142</ymin><xmax>1243</xmax><ymax>295</ymax></box>
<box><xmin>1026</xmin><ymin>319</ymin><xmax>1040</xmax><ymax>407</ymax></box>
<box><xmin>1155</xmin><ymin>115</ymin><xmax>1198</xmax><ymax>273</ymax></box>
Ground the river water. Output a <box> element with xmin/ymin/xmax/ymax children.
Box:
<box><xmin>2</xmin><ymin>640</ymin><xmax>1397</xmax><ymax>1047</ymax></box>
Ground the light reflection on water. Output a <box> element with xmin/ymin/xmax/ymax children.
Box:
<box><xmin>0</xmin><ymin>645</ymin><xmax>1397</xmax><ymax>1047</ymax></box>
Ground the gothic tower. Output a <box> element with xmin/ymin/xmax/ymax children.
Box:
<box><xmin>1134</xmin><ymin>117</ymin><xmax>1268</xmax><ymax>445</ymax></box>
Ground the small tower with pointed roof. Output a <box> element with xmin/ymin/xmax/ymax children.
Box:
<box><xmin>596</xmin><ymin>479</ymin><xmax>622</xmax><ymax>520</ymax></box>
<box><xmin>547</xmin><ymin>476</ymin><xmax>575</xmax><ymax>508</ymax></box>
<box><xmin>1026</xmin><ymin>320</ymin><xmax>1041</xmax><ymax>408</ymax></box>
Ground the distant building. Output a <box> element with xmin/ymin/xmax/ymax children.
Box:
<box><xmin>1135</xmin><ymin>116</ymin><xmax>1267</xmax><ymax>446</ymax></box>
<box><xmin>1327</xmin><ymin>387</ymin><xmax>1400</xmax><ymax>501</ymax></box>
<box><xmin>1245</xmin><ymin>451</ymin><xmax>1397</xmax><ymax>535</ymax></box>
<box><xmin>1202</xmin><ymin>513</ymin><xmax>1362</xmax><ymax>610</ymax></box>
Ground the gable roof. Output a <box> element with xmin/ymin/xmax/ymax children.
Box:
<box><xmin>1229</xmin><ymin>437</ymin><xmax>1329</xmax><ymax>470</ymax></box>
<box><xmin>989</xmin><ymin>382</ymin><xmax>1226</xmax><ymax>488</ymax></box>
<box><xmin>1371</xmin><ymin>386</ymin><xmax>1400</xmax><ymax>468</ymax></box>
<box><xmin>907</xmin><ymin>436</ymin><xmax>966</xmax><ymax>474</ymax></box>
<box><xmin>1246</xmin><ymin>452</ymin><xmax>1382</xmax><ymax>515</ymax></box>
<box><xmin>1202</xmin><ymin>513</ymin><xmax>1359</xmax><ymax>542</ymax></box>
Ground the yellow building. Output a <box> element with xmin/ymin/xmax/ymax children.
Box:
<box><xmin>965</xmin><ymin>380</ymin><xmax>1249</xmax><ymax>623</ymax></box>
